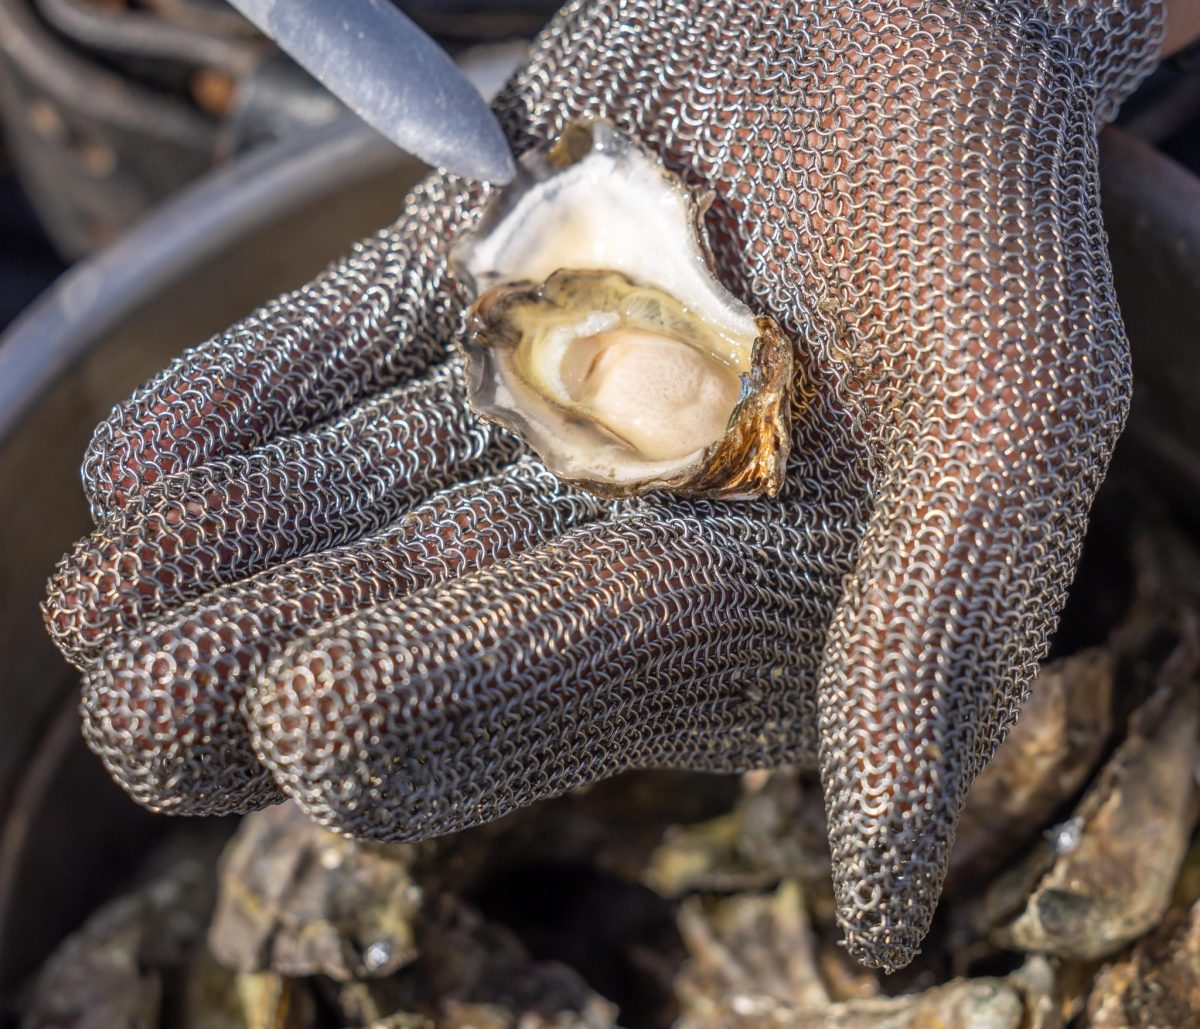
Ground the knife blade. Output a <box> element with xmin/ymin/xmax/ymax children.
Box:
<box><xmin>226</xmin><ymin>0</ymin><xmax>516</xmax><ymax>184</ymax></box>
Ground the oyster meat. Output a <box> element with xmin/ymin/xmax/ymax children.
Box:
<box><xmin>452</xmin><ymin>120</ymin><xmax>793</xmax><ymax>499</ymax></box>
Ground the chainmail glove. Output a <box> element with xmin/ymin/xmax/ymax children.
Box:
<box><xmin>44</xmin><ymin>0</ymin><xmax>1165</xmax><ymax>971</ymax></box>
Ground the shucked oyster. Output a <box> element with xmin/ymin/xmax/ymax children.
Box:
<box><xmin>451</xmin><ymin>120</ymin><xmax>793</xmax><ymax>499</ymax></box>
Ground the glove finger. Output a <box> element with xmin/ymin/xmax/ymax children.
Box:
<box><xmin>248</xmin><ymin>504</ymin><xmax>831</xmax><ymax>843</ymax></box>
<box><xmin>817</xmin><ymin>277</ymin><xmax>1131</xmax><ymax>969</ymax></box>
<box><xmin>78</xmin><ymin>458</ymin><xmax>607</xmax><ymax>816</ymax></box>
<box><xmin>81</xmin><ymin>176</ymin><xmax>475</xmax><ymax>520</ymax></box>
<box><xmin>46</xmin><ymin>363</ymin><xmax>519</xmax><ymax>669</ymax></box>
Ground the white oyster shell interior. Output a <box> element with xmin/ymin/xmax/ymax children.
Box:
<box><xmin>459</xmin><ymin>123</ymin><xmax>757</xmax><ymax>369</ymax></box>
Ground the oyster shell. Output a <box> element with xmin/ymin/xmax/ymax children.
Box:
<box><xmin>452</xmin><ymin>120</ymin><xmax>792</xmax><ymax>499</ymax></box>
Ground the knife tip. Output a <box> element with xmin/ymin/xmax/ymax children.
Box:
<box><xmin>482</xmin><ymin>150</ymin><xmax>517</xmax><ymax>186</ymax></box>
<box><xmin>445</xmin><ymin>139</ymin><xmax>516</xmax><ymax>186</ymax></box>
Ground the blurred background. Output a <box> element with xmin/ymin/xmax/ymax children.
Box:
<box><xmin>0</xmin><ymin>0</ymin><xmax>565</xmax><ymax>326</ymax></box>
<box><xmin>2</xmin><ymin>3</ymin><xmax>1200</xmax><ymax>1027</ymax></box>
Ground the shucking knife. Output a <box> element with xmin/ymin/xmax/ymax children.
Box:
<box><xmin>226</xmin><ymin>0</ymin><xmax>516</xmax><ymax>184</ymax></box>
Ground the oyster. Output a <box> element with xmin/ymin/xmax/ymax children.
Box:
<box><xmin>452</xmin><ymin>120</ymin><xmax>792</xmax><ymax>499</ymax></box>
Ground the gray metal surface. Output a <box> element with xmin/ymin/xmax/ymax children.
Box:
<box><xmin>1102</xmin><ymin>127</ymin><xmax>1200</xmax><ymax>523</ymax></box>
<box><xmin>40</xmin><ymin>0</ymin><xmax>1166</xmax><ymax>974</ymax></box>
<box><xmin>226</xmin><ymin>0</ymin><xmax>515</xmax><ymax>183</ymax></box>
<box><xmin>0</xmin><ymin>116</ymin><xmax>400</xmax><ymax>448</ymax></box>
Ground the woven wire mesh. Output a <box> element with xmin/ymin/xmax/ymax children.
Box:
<box><xmin>44</xmin><ymin>0</ymin><xmax>1164</xmax><ymax>971</ymax></box>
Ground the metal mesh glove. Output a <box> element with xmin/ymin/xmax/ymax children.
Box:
<box><xmin>43</xmin><ymin>0</ymin><xmax>1165</xmax><ymax>972</ymax></box>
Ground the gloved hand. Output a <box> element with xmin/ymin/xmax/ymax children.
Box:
<box><xmin>44</xmin><ymin>0</ymin><xmax>1165</xmax><ymax>971</ymax></box>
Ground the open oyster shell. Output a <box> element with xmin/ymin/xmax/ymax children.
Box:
<box><xmin>451</xmin><ymin>120</ymin><xmax>793</xmax><ymax>500</ymax></box>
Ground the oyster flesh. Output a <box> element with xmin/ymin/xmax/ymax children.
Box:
<box><xmin>452</xmin><ymin>120</ymin><xmax>793</xmax><ymax>499</ymax></box>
